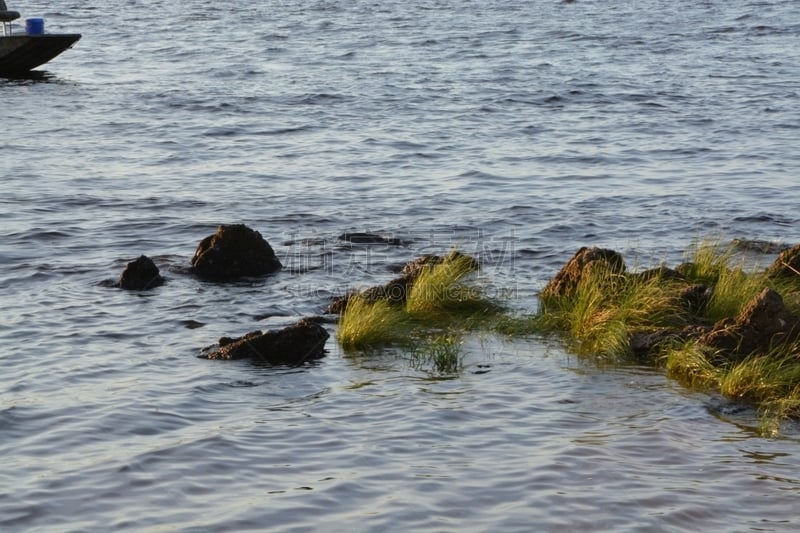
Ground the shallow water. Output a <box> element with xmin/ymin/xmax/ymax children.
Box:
<box><xmin>2</xmin><ymin>0</ymin><xmax>800</xmax><ymax>531</ymax></box>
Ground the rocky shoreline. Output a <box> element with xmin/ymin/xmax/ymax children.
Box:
<box><xmin>107</xmin><ymin>223</ymin><xmax>800</xmax><ymax>430</ymax></box>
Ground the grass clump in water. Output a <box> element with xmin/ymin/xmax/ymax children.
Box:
<box><xmin>337</xmin><ymin>251</ymin><xmax>502</xmax><ymax>353</ymax></box>
<box><xmin>413</xmin><ymin>333</ymin><xmax>464</xmax><ymax>374</ymax></box>
<box><xmin>538</xmin><ymin>264</ymin><xmax>688</xmax><ymax>360</ymax></box>
<box><xmin>718</xmin><ymin>343</ymin><xmax>800</xmax><ymax>433</ymax></box>
<box><xmin>337</xmin><ymin>296</ymin><xmax>412</xmax><ymax>351</ymax></box>
<box><xmin>663</xmin><ymin>341</ymin><xmax>721</xmax><ymax>390</ymax></box>
<box><xmin>406</xmin><ymin>251</ymin><xmax>503</xmax><ymax>322</ymax></box>
<box><xmin>679</xmin><ymin>240</ymin><xmax>770</xmax><ymax>323</ymax></box>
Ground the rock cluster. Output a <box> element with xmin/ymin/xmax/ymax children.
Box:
<box><xmin>546</xmin><ymin>245</ymin><xmax>800</xmax><ymax>365</ymax></box>
<box><xmin>114</xmin><ymin>223</ymin><xmax>327</xmax><ymax>365</ymax></box>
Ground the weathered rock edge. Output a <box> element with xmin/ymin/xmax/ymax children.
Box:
<box><xmin>204</xmin><ymin>318</ymin><xmax>329</xmax><ymax>365</ymax></box>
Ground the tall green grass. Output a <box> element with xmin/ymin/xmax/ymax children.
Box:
<box><xmin>663</xmin><ymin>342</ymin><xmax>721</xmax><ymax>390</ymax></box>
<box><xmin>405</xmin><ymin>252</ymin><xmax>501</xmax><ymax>320</ymax></box>
<box><xmin>719</xmin><ymin>342</ymin><xmax>800</xmax><ymax>433</ymax></box>
<box><xmin>337</xmin><ymin>296</ymin><xmax>412</xmax><ymax>351</ymax></box>
<box><xmin>537</xmin><ymin>265</ymin><xmax>687</xmax><ymax>359</ymax></box>
<box><xmin>337</xmin><ymin>251</ymin><xmax>502</xmax><ymax>353</ymax></box>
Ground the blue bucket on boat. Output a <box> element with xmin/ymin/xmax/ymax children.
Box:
<box><xmin>26</xmin><ymin>18</ymin><xmax>45</xmax><ymax>36</ymax></box>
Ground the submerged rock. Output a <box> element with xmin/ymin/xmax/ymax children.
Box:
<box><xmin>338</xmin><ymin>232</ymin><xmax>405</xmax><ymax>245</ymax></box>
<box><xmin>191</xmin><ymin>224</ymin><xmax>282</xmax><ymax>282</ymax></box>
<box><xmin>697</xmin><ymin>288</ymin><xmax>800</xmax><ymax>363</ymax></box>
<box><xmin>204</xmin><ymin>318</ymin><xmax>329</xmax><ymax>365</ymax></box>
<box><xmin>539</xmin><ymin>246</ymin><xmax>626</xmax><ymax>302</ymax></box>
<box><xmin>118</xmin><ymin>255</ymin><xmax>164</xmax><ymax>290</ymax></box>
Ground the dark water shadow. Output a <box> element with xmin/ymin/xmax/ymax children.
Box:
<box><xmin>0</xmin><ymin>70</ymin><xmax>71</xmax><ymax>85</ymax></box>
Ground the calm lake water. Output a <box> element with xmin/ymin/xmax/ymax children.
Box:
<box><xmin>3</xmin><ymin>0</ymin><xmax>800</xmax><ymax>531</ymax></box>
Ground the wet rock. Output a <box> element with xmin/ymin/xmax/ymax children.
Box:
<box><xmin>732</xmin><ymin>238</ymin><xmax>788</xmax><ymax>254</ymax></box>
<box><xmin>540</xmin><ymin>246</ymin><xmax>626</xmax><ymax>302</ymax></box>
<box><xmin>697</xmin><ymin>287</ymin><xmax>800</xmax><ymax>363</ymax></box>
<box><xmin>338</xmin><ymin>232</ymin><xmax>405</xmax><ymax>245</ymax></box>
<box><xmin>631</xmin><ymin>266</ymin><xmax>687</xmax><ymax>283</ymax></box>
<box><xmin>191</xmin><ymin>224</ymin><xmax>282</xmax><ymax>282</ymax></box>
<box><xmin>630</xmin><ymin>325</ymin><xmax>711</xmax><ymax>360</ymax></box>
<box><xmin>766</xmin><ymin>243</ymin><xmax>800</xmax><ymax>278</ymax></box>
<box><xmin>118</xmin><ymin>255</ymin><xmax>164</xmax><ymax>290</ymax></box>
<box><xmin>204</xmin><ymin>318</ymin><xmax>329</xmax><ymax>365</ymax></box>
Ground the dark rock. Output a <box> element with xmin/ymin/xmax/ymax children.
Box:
<box><xmin>338</xmin><ymin>232</ymin><xmax>405</xmax><ymax>245</ymax></box>
<box><xmin>540</xmin><ymin>247</ymin><xmax>626</xmax><ymax>303</ymax></box>
<box><xmin>118</xmin><ymin>255</ymin><xmax>164</xmax><ymax>290</ymax></box>
<box><xmin>191</xmin><ymin>224</ymin><xmax>282</xmax><ymax>282</ymax></box>
<box><xmin>732</xmin><ymin>238</ymin><xmax>788</xmax><ymax>254</ymax></box>
<box><xmin>766</xmin><ymin>243</ymin><xmax>800</xmax><ymax>278</ymax></box>
<box><xmin>204</xmin><ymin>318</ymin><xmax>329</xmax><ymax>365</ymax></box>
<box><xmin>678</xmin><ymin>283</ymin><xmax>713</xmax><ymax>315</ymax></box>
<box><xmin>697</xmin><ymin>287</ymin><xmax>800</xmax><ymax>363</ymax></box>
<box><xmin>631</xmin><ymin>266</ymin><xmax>687</xmax><ymax>283</ymax></box>
<box><xmin>630</xmin><ymin>325</ymin><xmax>711</xmax><ymax>360</ymax></box>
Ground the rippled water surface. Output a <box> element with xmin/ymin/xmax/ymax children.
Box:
<box><xmin>3</xmin><ymin>0</ymin><xmax>800</xmax><ymax>531</ymax></box>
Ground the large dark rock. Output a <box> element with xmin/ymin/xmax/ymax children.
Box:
<box><xmin>697</xmin><ymin>287</ymin><xmax>800</xmax><ymax>363</ymax></box>
<box><xmin>191</xmin><ymin>224</ymin><xmax>282</xmax><ymax>281</ymax></box>
<box><xmin>204</xmin><ymin>318</ymin><xmax>329</xmax><ymax>365</ymax></box>
<box><xmin>539</xmin><ymin>246</ymin><xmax>626</xmax><ymax>303</ymax></box>
<box><xmin>767</xmin><ymin>243</ymin><xmax>800</xmax><ymax>278</ymax></box>
<box><xmin>118</xmin><ymin>255</ymin><xmax>164</xmax><ymax>290</ymax></box>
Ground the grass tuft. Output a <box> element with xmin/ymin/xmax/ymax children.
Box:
<box><xmin>337</xmin><ymin>250</ymin><xmax>501</xmax><ymax>355</ymax></box>
<box><xmin>538</xmin><ymin>265</ymin><xmax>687</xmax><ymax>359</ymax></box>
<box><xmin>663</xmin><ymin>341</ymin><xmax>721</xmax><ymax>389</ymax></box>
<box><xmin>337</xmin><ymin>296</ymin><xmax>412</xmax><ymax>351</ymax></box>
<box><xmin>405</xmin><ymin>251</ymin><xmax>501</xmax><ymax>320</ymax></box>
<box><xmin>413</xmin><ymin>333</ymin><xmax>464</xmax><ymax>374</ymax></box>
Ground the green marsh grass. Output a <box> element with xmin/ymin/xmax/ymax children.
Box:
<box><xmin>405</xmin><ymin>252</ymin><xmax>502</xmax><ymax>321</ymax></box>
<box><xmin>679</xmin><ymin>240</ymin><xmax>735</xmax><ymax>285</ymax></box>
<box><xmin>339</xmin><ymin>240</ymin><xmax>800</xmax><ymax>432</ymax></box>
<box><xmin>718</xmin><ymin>342</ymin><xmax>800</xmax><ymax>432</ymax></box>
<box><xmin>538</xmin><ymin>265</ymin><xmax>688</xmax><ymax>359</ymax></box>
<box><xmin>681</xmin><ymin>240</ymin><xmax>773</xmax><ymax>322</ymax></box>
<box><xmin>663</xmin><ymin>342</ymin><xmax>721</xmax><ymax>390</ymax></box>
<box><xmin>337</xmin><ymin>251</ymin><xmax>502</xmax><ymax>352</ymax></box>
<box><xmin>337</xmin><ymin>296</ymin><xmax>412</xmax><ymax>351</ymax></box>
